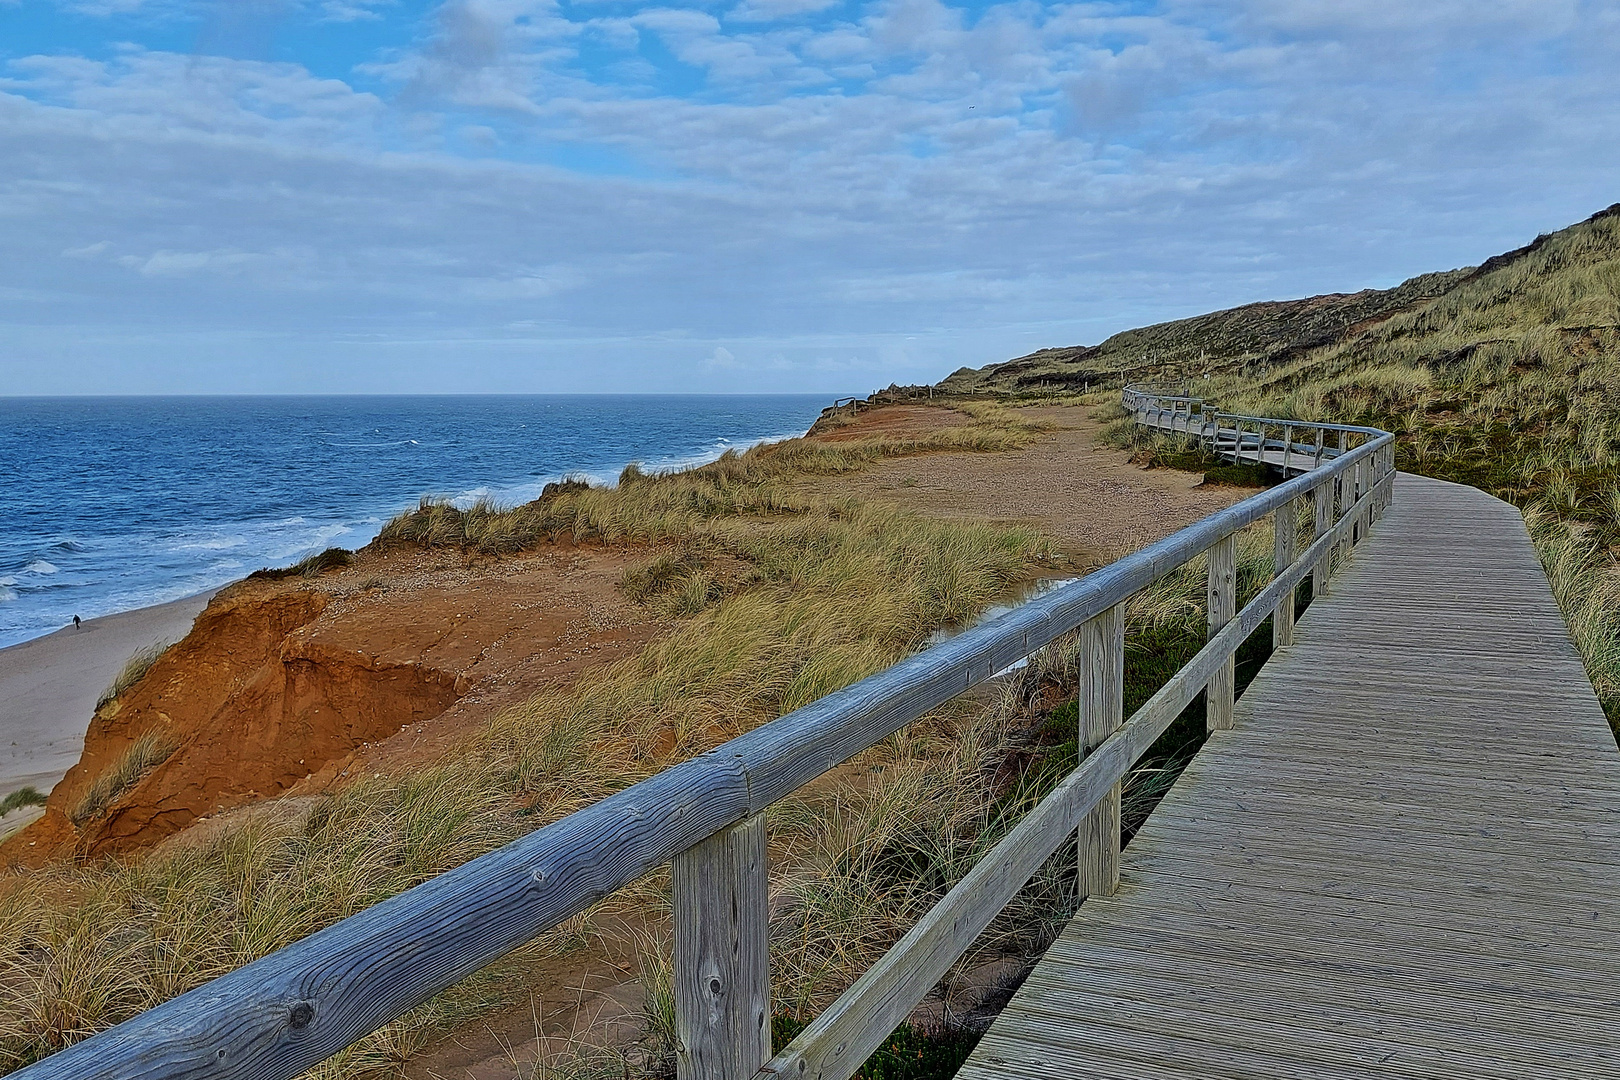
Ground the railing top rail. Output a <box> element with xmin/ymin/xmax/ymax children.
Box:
<box><xmin>1203</xmin><ymin>411</ymin><xmax>1385</xmax><ymax>436</ymax></box>
<box><xmin>22</xmin><ymin>397</ymin><xmax>1394</xmax><ymax>1080</ymax></box>
<box><xmin>1125</xmin><ymin>385</ymin><xmax>1384</xmax><ymax>437</ymax></box>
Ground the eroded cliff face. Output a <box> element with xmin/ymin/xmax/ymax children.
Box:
<box><xmin>5</xmin><ymin>542</ymin><xmax>653</xmax><ymax>864</ymax></box>
<box><xmin>15</xmin><ymin>586</ymin><xmax>465</xmax><ymax>859</ymax></box>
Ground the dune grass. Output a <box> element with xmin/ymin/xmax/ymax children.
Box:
<box><xmin>69</xmin><ymin>730</ymin><xmax>180</xmax><ymax>827</ymax></box>
<box><xmin>1063</xmin><ymin>209</ymin><xmax>1620</xmax><ymax>732</ymax></box>
<box><xmin>0</xmin><ymin>412</ymin><xmax>1057</xmax><ymax>1075</ymax></box>
<box><xmin>0</xmin><ymin>789</ymin><xmax>45</xmax><ymax>818</ymax></box>
<box><xmin>378</xmin><ymin>406</ymin><xmax>1052</xmax><ymax>556</ymax></box>
<box><xmin>94</xmin><ymin>641</ymin><xmax>173</xmax><ymax>712</ymax></box>
<box><xmin>249</xmin><ymin>547</ymin><xmax>355</xmax><ymax>581</ymax></box>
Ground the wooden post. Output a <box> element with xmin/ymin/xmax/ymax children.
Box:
<box><xmin>673</xmin><ymin>816</ymin><xmax>770</xmax><ymax>1080</ymax></box>
<box><xmin>1312</xmin><ymin>477</ymin><xmax>1333</xmax><ymax>598</ymax></box>
<box><xmin>1077</xmin><ymin>603</ymin><xmax>1125</xmax><ymax>900</ymax></box>
<box><xmin>1314</xmin><ymin>427</ymin><xmax>1324</xmax><ymax>469</ymax></box>
<box><xmin>1206</xmin><ymin>535</ymin><xmax>1237</xmax><ymax>731</ymax></box>
<box><xmin>1273</xmin><ymin>498</ymin><xmax>1297</xmax><ymax>648</ymax></box>
<box><xmin>1282</xmin><ymin>424</ymin><xmax>1294</xmax><ymax>476</ymax></box>
<box><xmin>1355</xmin><ymin>458</ymin><xmax>1370</xmax><ymax>542</ymax></box>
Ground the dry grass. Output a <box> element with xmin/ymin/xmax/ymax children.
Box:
<box><xmin>1526</xmin><ymin>505</ymin><xmax>1620</xmax><ymax>711</ymax></box>
<box><xmin>0</xmin><ymin>414</ymin><xmax>1055</xmax><ymax>1075</ymax></box>
<box><xmin>69</xmin><ymin>730</ymin><xmax>179</xmax><ymax>827</ymax></box>
<box><xmin>94</xmin><ymin>641</ymin><xmax>173</xmax><ymax>711</ymax></box>
<box><xmin>378</xmin><ymin>406</ymin><xmax>1052</xmax><ymax>556</ymax></box>
<box><xmin>1058</xmin><ymin>208</ymin><xmax>1620</xmax><ymax>730</ymax></box>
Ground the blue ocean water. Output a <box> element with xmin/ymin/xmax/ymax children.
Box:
<box><xmin>0</xmin><ymin>395</ymin><xmax>830</xmax><ymax>649</ymax></box>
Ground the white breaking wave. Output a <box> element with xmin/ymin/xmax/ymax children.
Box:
<box><xmin>24</xmin><ymin>561</ymin><xmax>59</xmax><ymax>575</ymax></box>
<box><xmin>442</xmin><ymin>429</ymin><xmax>805</xmax><ymax>511</ymax></box>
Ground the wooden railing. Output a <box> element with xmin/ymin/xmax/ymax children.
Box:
<box><xmin>18</xmin><ymin>390</ymin><xmax>1396</xmax><ymax>1080</ymax></box>
<box><xmin>1121</xmin><ymin>384</ymin><xmax>1390</xmax><ymax>480</ymax></box>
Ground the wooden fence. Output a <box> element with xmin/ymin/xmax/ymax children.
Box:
<box><xmin>16</xmin><ymin>390</ymin><xmax>1395</xmax><ymax>1080</ymax></box>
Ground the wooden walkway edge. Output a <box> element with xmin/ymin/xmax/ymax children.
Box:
<box><xmin>957</xmin><ymin>473</ymin><xmax>1620</xmax><ymax>1079</ymax></box>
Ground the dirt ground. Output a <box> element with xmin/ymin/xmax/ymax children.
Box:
<box><xmin>807</xmin><ymin>403</ymin><xmax>1248</xmax><ymax>562</ymax></box>
<box><xmin>8</xmin><ymin>398</ymin><xmax>1252</xmax><ymax>1077</ymax></box>
<box><xmin>402</xmin><ymin>403</ymin><xmax>1253</xmax><ymax>1078</ymax></box>
<box><xmin>3</xmin><ymin>541</ymin><xmax>663</xmax><ymax>864</ymax></box>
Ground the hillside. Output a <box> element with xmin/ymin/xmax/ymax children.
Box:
<box><xmin>940</xmin><ymin>271</ymin><xmax>1474</xmax><ymax>395</ymax></box>
<box><xmin>946</xmin><ymin>202</ymin><xmax>1620</xmax><ymax>724</ymax></box>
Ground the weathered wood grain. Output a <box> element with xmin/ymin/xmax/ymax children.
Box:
<box><xmin>959</xmin><ymin>472</ymin><xmax>1620</xmax><ymax>1080</ymax></box>
<box><xmin>13</xmin><ymin>389</ymin><xmax>1391</xmax><ymax>1080</ymax></box>
<box><xmin>1205</xmin><ymin>534</ymin><xmax>1236</xmax><ymax>732</ymax></box>
<box><xmin>759</xmin><ymin>483</ymin><xmax>1369</xmax><ymax>1080</ymax></box>
<box><xmin>1312</xmin><ymin>476</ymin><xmax>1334</xmax><ymax>598</ymax></box>
<box><xmin>1076</xmin><ymin>604</ymin><xmax>1124</xmax><ymax>900</ymax></box>
<box><xmin>673</xmin><ymin>815</ymin><xmax>769</xmax><ymax>1080</ymax></box>
<box><xmin>1272</xmin><ymin>496</ymin><xmax>1297</xmax><ymax>649</ymax></box>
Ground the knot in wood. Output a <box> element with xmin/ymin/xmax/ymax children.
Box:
<box><xmin>288</xmin><ymin>1001</ymin><xmax>315</xmax><ymax>1030</ymax></box>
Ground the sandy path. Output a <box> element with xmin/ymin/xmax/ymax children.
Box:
<box><xmin>808</xmin><ymin>404</ymin><xmax>1249</xmax><ymax>561</ymax></box>
<box><xmin>0</xmin><ymin>592</ymin><xmax>214</xmax><ymax>801</ymax></box>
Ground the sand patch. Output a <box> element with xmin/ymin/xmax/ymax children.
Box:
<box><xmin>807</xmin><ymin>403</ymin><xmax>1247</xmax><ymax>560</ymax></box>
<box><xmin>4</xmin><ymin>542</ymin><xmax>659</xmax><ymax>863</ymax></box>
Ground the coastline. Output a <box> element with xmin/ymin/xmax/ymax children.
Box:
<box><xmin>0</xmin><ymin>590</ymin><xmax>216</xmax><ymax>802</ymax></box>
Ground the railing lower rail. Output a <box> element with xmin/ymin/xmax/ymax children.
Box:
<box><xmin>18</xmin><ymin>389</ymin><xmax>1397</xmax><ymax>1080</ymax></box>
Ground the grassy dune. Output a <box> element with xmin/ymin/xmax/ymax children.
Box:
<box><xmin>0</xmin><ymin>408</ymin><xmax>1071</xmax><ymax>1075</ymax></box>
<box><xmin>957</xmin><ymin>205</ymin><xmax>1620</xmax><ymax>734</ymax></box>
<box><xmin>1200</xmin><ymin>208</ymin><xmax>1620</xmax><ymax>730</ymax></box>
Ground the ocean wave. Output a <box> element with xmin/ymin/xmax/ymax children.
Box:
<box><xmin>0</xmin><ymin>398</ymin><xmax>824</xmax><ymax>649</ymax></box>
<box><xmin>438</xmin><ymin>430</ymin><xmax>804</xmax><ymax>510</ymax></box>
<box><xmin>173</xmin><ymin>535</ymin><xmax>248</xmax><ymax>551</ymax></box>
<box><xmin>0</xmin><ymin>588</ymin><xmax>16</xmax><ymax>603</ymax></box>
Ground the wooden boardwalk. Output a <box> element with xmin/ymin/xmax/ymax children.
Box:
<box><xmin>959</xmin><ymin>473</ymin><xmax>1620</xmax><ymax>1079</ymax></box>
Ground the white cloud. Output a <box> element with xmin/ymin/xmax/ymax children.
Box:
<box><xmin>2</xmin><ymin>0</ymin><xmax>1618</xmax><ymax>393</ymax></box>
<box><xmin>116</xmin><ymin>249</ymin><xmax>275</xmax><ymax>277</ymax></box>
<box><xmin>727</xmin><ymin>0</ymin><xmax>841</xmax><ymax>23</ymax></box>
<box><xmin>62</xmin><ymin>240</ymin><xmax>112</xmax><ymax>259</ymax></box>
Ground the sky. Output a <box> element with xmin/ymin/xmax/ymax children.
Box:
<box><xmin>0</xmin><ymin>1</ymin><xmax>1616</xmax><ymax>395</ymax></box>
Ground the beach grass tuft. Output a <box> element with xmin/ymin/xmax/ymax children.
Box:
<box><xmin>0</xmin><ymin>788</ymin><xmax>46</xmax><ymax>817</ymax></box>
<box><xmin>250</xmin><ymin>547</ymin><xmax>355</xmax><ymax>581</ymax></box>
<box><xmin>95</xmin><ymin>641</ymin><xmax>173</xmax><ymax>711</ymax></box>
<box><xmin>69</xmin><ymin>729</ymin><xmax>180</xmax><ymax>827</ymax></box>
<box><xmin>0</xmin><ymin>409</ymin><xmax>1060</xmax><ymax>1075</ymax></box>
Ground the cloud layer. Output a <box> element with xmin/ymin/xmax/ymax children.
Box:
<box><xmin>2</xmin><ymin>0</ymin><xmax>1617</xmax><ymax>393</ymax></box>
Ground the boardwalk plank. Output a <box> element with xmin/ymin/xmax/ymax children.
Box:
<box><xmin>958</xmin><ymin>473</ymin><xmax>1620</xmax><ymax>1080</ymax></box>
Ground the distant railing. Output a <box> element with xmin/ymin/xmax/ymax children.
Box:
<box><xmin>1121</xmin><ymin>384</ymin><xmax>1386</xmax><ymax>479</ymax></box>
<box><xmin>20</xmin><ymin>390</ymin><xmax>1396</xmax><ymax>1080</ymax></box>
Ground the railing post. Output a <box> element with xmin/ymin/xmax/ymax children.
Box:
<box><xmin>1273</xmin><ymin>497</ymin><xmax>1297</xmax><ymax>649</ymax></box>
<box><xmin>1355</xmin><ymin>457</ymin><xmax>1371</xmax><ymax>542</ymax></box>
<box><xmin>674</xmin><ymin>815</ymin><xmax>770</xmax><ymax>1080</ymax></box>
<box><xmin>1312</xmin><ymin>477</ymin><xmax>1333</xmax><ymax>597</ymax></box>
<box><xmin>1077</xmin><ymin>603</ymin><xmax>1125</xmax><ymax>900</ymax></box>
<box><xmin>1282</xmin><ymin>424</ymin><xmax>1294</xmax><ymax>476</ymax></box>
<box><xmin>1206</xmin><ymin>535</ymin><xmax>1237</xmax><ymax>731</ymax></box>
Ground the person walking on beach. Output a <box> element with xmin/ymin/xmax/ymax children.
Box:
<box><xmin>72</xmin><ymin>615</ymin><xmax>81</xmax><ymax>630</ymax></box>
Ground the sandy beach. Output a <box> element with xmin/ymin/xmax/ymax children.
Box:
<box><xmin>0</xmin><ymin>592</ymin><xmax>215</xmax><ymax>804</ymax></box>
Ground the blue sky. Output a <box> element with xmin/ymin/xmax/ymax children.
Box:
<box><xmin>1</xmin><ymin>0</ymin><xmax>1616</xmax><ymax>394</ymax></box>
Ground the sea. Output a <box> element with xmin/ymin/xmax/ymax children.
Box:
<box><xmin>0</xmin><ymin>395</ymin><xmax>831</xmax><ymax>650</ymax></box>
